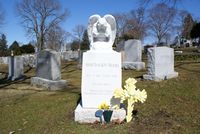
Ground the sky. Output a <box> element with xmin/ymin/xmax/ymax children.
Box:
<box><xmin>0</xmin><ymin>0</ymin><xmax>200</xmax><ymax>46</ymax></box>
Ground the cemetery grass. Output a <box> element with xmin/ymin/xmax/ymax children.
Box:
<box><xmin>0</xmin><ymin>60</ymin><xmax>200</xmax><ymax>134</ymax></box>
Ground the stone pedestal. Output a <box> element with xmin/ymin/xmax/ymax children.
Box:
<box><xmin>31</xmin><ymin>77</ymin><xmax>67</xmax><ymax>90</ymax></box>
<box><xmin>123</xmin><ymin>62</ymin><xmax>145</xmax><ymax>70</ymax></box>
<box><xmin>8</xmin><ymin>56</ymin><xmax>24</xmax><ymax>81</ymax></box>
<box><xmin>143</xmin><ymin>47</ymin><xmax>178</xmax><ymax>81</ymax></box>
<box><xmin>75</xmin><ymin>102</ymin><xmax>126</xmax><ymax>123</ymax></box>
<box><xmin>31</xmin><ymin>49</ymin><xmax>67</xmax><ymax>90</ymax></box>
<box><xmin>74</xmin><ymin>50</ymin><xmax>125</xmax><ymax>123</ymax></box>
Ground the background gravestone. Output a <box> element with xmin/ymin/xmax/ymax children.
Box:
<box><xmin>36</xmin><ymin>50</ymin><xmax>61</xmax><ymax>80</ymax></box>
<box><xmin>31</xmin><ymin>49</ymin><xmax>67</xmax><ymax>90</ymax></box>
<box><xmin>8</xmin><ymin>56</ymin><xmax>24</xmax><ymax>81</ymax></box>
<box><xmin>116</xmin><ymin>39</ymin><xmax>145</xmax><ymax>70</ymax></box>
<box><xmin>143</xmin><ymin>47</ymin><xmax>178</xmax><ymax>81</ymax></box>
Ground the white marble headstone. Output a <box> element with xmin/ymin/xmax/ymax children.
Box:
<box><xmin>143</xmin><ymin>47</ymin><xmax>178</xmax><ymax>81</ymax></box>
<box><xmin>81</xmin><ymin>51</ymin><xmax>121</xmax><ymax>108</ymax></box>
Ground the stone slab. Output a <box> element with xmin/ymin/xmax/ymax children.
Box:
<box><xmin>81</xmin><ymin>51</ymin><xmax>121</xmax><ymax>108</ymax></box>
<box><xmin>122</xmin><ymin>62</ymin><xmax>145</xmax><ymax>70</ymax></box>
<box><xmin>31</xmin><ymin>77</ymin><xmax>67</xmax><ymax>90</ymax></box>
<box><xmin>74</xmin><ymin>102</ymin><xmax>126</xmax><ymax>123</ymax></box>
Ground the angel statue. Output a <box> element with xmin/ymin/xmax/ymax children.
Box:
<box><xmin>87</xmin><ymin>14</ymin><xmax>116</xmax><ymax>51</ymax></box>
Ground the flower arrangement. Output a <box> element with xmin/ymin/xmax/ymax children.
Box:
<box><xmin>114</xmin><ymin>78</ymin><xmax>147</xmax><ymax>122</ymax></box>
<box><xmin>98</xmin><ymin>101</ymin><xmax>113</xmax><ymax>123</ymax></box>
<box><xmin>98</xmin><ymin>101</ymin><xmax>110</xmax><ymax>110</ymax></box>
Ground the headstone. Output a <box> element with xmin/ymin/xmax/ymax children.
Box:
<box><xmin>81</xmin><ymin>51</ymin><xmax>121</xmax><ymax>108</ymax></box>
<box><xmin>31</xmin><ymin>49</ymin><xmax>67</xmax><ymax>90</ymax></box>
<box><xmin>116</xmin><ymin>39</ymin><xmax>145</xmax><ymax>70</ymax></box>
<box><xmin>143</xmin><ymin>47</ymin><xmax>178</xmax><ymax>81</ymax></box>
<box><xmin>23</xmin><ymin>54</ymin><xmax>36</xmax><ymax>68</ymax></box>
<box><xmin>75</xmin><ymin>14</ymin><xmax>126</xmax><ymax>123</ymax></box>
<box><xmin>62</xmin><ymin>50</ymin><xmax>79</xmax><ymax>61</ymax></box>
<box><xmin>8</xmin><ymin>56</ymin><xmax>24</xmax><ymax>81</ymax></box>
<box><xmin>0</xmin><ymin>57</ymin><xmax>8</xmax><ymax>64</ymax></box>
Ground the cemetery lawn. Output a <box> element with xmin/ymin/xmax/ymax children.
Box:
<box><xmin>0</xmin><ymin>60</ymin><xmax>200</xmax><ymax>134</ymax></box>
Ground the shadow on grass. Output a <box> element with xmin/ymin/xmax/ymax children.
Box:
<box><xmin>0</xmin><ymin>76</ymin><xmax>31</xmax><ymax>89</ymax></box>
<box><xmin>24</xmin><ymin>66</ymin><xmax>33</xmax><ymax>73</ymax></box>
<box><xmin>175</xmin><ymin>61</ymin><xmax>200</xmax><ymax>73</ymax></box>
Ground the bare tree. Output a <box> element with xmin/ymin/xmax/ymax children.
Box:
<box><xmin>174</xmin><ymin>10</ymin><xmax>189</xmax><ymax>36</ymax></box>
<box><xmin>148</xmin><ymin>3</ymin><xmax>176</xmax><ymax>44</ymax></box>
<box><xmin>46</xmin><ymin>25</ymin><xmax>68</xmax><ymax>52</ymax></box>
<box><xmin>16</xmin><ymin>0</ymin><xmax>70</xmax><ymax>51</ymax></box>
<box><xmin>126</xmin><ymin>7</ymin><xmax>148</xmax><ymax>40</ymax></box>
<box><xmin>140</xmin><ymin>0</ymin><xmax>182</xmax><ymax>7</ymax></box>
<box><xmin>181</xmin><ymin>13</ymin><xmax>194</xmax><ymax>39</ymax></box>
<box><xmin>73</xmin><ymin>25</ymin><xmax>86</xmax><ymax>50</ymax></box>
<box><xmin>114</xmin><ymin>13</ymin><xmax>129</xmax><ymax>37</ymax></box>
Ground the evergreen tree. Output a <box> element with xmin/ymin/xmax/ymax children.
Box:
<box><xmin>0</xmin><ymin>34</ymin><xmax>8</xmax><ymax>56</ymax></box>
<box><xmin>190</xmin><ymin>22</ymin><xmax>200</xmax><ymax>45</ymax></box>
<box><xmin>9</xmin><ymin>41</ymin><xmax>21</xmax><ymax>55</ymax></box>
<box><xmin>70</xmin><ymin>40</ymin><xmax>79</xmax><ymax>51</ymax></box>
<box><xmin>20</xmin><ymin>43</ymin><xmax>35</xmax><ymax>54</ymax></box>
<box><xmin>80</xmin><ymin>30</ymin><xmax>90</xmax><ymax>50</ymax></box>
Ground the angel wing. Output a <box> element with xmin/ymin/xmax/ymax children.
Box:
<box><xmin>87</xmin><ymin>14</ymin><xmax>101</xmax><ymax>43</ymax></box>
<box><xmin>103</xmin><ymin>14</ymin><xmax>116</xmax><ymax>44</ymax></box>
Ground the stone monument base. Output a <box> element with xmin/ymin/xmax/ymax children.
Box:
<box><xmin>122</xmin><ymin>62</ymin><xmax>145</xmax><ymax>70</ymax></box>
<box><xmin>74</xmin><ymin>102</ymin><xmax>126</xmax><ymax>123</ymax></box>
<box><xmin>31</xmin><ymin>77</ymin><xmax>67</xmax><ymax>90</ymax></box>
<box><xmin>143</xmin><ymin>72</ymin><xmax>178</xmax><ymax>81</ymax></box>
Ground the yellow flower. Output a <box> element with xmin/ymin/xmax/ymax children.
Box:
<box><xmin>98</xmin><ymin>101</ymin><xmax>110</xmax><ymax>110</ymax></box>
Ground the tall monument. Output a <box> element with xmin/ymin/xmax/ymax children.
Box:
<box><xmin>74</xmin><ymin>14</ymin><xmax>125</xmax><ymax>123</ymax></box>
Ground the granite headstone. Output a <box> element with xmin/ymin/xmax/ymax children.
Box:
<box><xmin>8</xmin><ymin>56</ymin><xmax>24</xmax><ymax>81</ymax></box>
<box><xmin>116</xmin><ymin>39</ymin><xmax>145</xmax><ymax>70</ymax></box>
<box><xmin>31</xmin><ymin>49</ymin><xmax>67</xmax><ymax>90</ymax></box>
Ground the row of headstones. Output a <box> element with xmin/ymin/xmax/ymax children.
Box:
<box><xmin>6</xmin><ymin>45</ymin><xmax>178</xmax><ymax>82</ymax></box>
<box><xmin>0</xmin><ymin>51</ymin><xmax>79</xmax><ymax>66</ymax></box>
<box><xmin>0</xmin><ymin>54</ymin><xmax>36</xmax><ymax>67</ymax></box>
<box><xmin>116</xmin><ymin>39</ymin><xmax>178</xmax><ymax>81</ymax></box>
